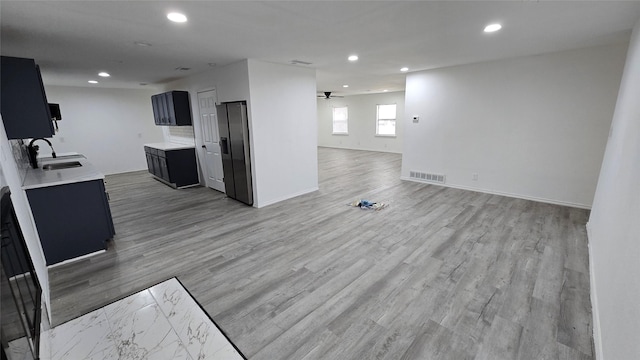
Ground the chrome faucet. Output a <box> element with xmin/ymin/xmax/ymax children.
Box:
<box><xmin>28</xmin><ymin>138</ymin><xmax>56</xmax><ymax>169</ymax></box>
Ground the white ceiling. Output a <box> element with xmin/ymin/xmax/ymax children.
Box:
<box><xmin>2</xmin><ymin>1</ymin><xmax>640</xmax><ymax>95</ymax></box>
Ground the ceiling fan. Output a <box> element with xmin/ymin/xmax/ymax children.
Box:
<box><xmin>317</xmin><ymin>91</ymin><xmax>343</xmax><ymax>99</ymax></box>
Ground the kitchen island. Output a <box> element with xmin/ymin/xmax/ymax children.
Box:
<box><xmin>23</xmin><ymin>156</ymin><xmax>115</xmax><ymax>266</ymax></box>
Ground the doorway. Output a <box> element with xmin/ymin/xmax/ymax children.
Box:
<box><xmin>197</xmin><ymin>90</ymin><xmax>225</xmax><ymax>193</ymax></box>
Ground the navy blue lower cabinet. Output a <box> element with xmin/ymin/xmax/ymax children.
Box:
<box><xmin>26</xmin><ymin>179</ymin><xmax>115</xmax><ymax>265</ymax></box>
<box><xmin>144</xmin><ymin>146</ymin><xmax>198</xmax><ymax>188</ymax></box>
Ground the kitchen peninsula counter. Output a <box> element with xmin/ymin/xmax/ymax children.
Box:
<box><xmin>21</xmin><ymin>155</ymin><xmax>115</xmax><ymax>265</ymax></box>
<box><xmin>22</xmin><ymin>156</ymin><xmax>104</xmax><ymax>190</ymax></box>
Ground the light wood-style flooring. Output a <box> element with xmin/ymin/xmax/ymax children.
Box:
<box><xmin>48</xmin><ymin>147</ymin><xmax>593</xmax><ymax>359</ymax></box>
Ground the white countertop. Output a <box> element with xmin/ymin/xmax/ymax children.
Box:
<box><xmin>22</xmin><ymin>157</ymin><xmax>105</xmax><ymax>190</ymax></box>
<box><xmin>144</xmin><ymin>142</ymin><xmax>196</xmax><ymax>151</ymax></box>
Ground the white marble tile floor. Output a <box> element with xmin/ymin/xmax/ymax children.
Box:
<box><xmin>7</xmin><ymin>278</ymin><xmax>244</xmax><ymax>360</ymax></box>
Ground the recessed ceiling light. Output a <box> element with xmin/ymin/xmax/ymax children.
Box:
<box><xmin>484</xmin><ymin>23</ymin><xmax>502</xmax><ymax>33</ymax></box>
<box><xmin>343</xmin><ymin>84</ymin><xmax>349</xmax><ymax>88</ymax></box>
<box><xmin>383</xmin><ymin>89</ymin><xmax>389</xmax><ymax>92</ymax></box>
<box><xmin>348</xmin><ymin>55</ymin><xmax>358</xmax><ymax>61</ymax></box>
<box><xmin>98</xmin><ymin>72</ymin><xmax>110</xmax><ymax>77</ymax></box>
<box><xmin>167</xmin><ymin>12</ymin><xmax>187</xmax><ymax>23</ymax></box>
<box><xmin>88</xmin><ymin>80</ymin><xmax>98</xmax><ymax>84</ymax></box>
<box><xmin>400</xmin><ymin>67</ymin><xmax>409</xmax><ymax>72</ymax></box>
<box><xmin>134</xmin><ymin>41</ymin><xmax>152</xmax><ymax>47</ymax></box>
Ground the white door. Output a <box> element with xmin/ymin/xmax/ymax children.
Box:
<box><xmin>197</xmin><ymin>90</ymin><xmax>225</xmax><ymax>192</ymax></box>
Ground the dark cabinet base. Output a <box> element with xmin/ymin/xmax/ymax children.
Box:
<box><xmin>143</xmin><ymin>146</ymin><xmax>199</xmax><ymax>188</ymax></box>
<box><xmin>26</xmin><ymin>180</ymin><xmax>115</xmax><ymax>265</ymax></box>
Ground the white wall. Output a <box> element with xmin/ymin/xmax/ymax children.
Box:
<box><xmin>0</xmin><ymin>117</ymin><xmax>51</xmax><ymax>321</ymax></box>
<box><xmin>247</xmin><ymin>59</ymin><xmax>318</xmax><ymax>207</ymax></box>
<box><xmin>402</xmin><ymin>43</ymin><xmax>627</xmax><ymax>208</ymax></box>
<box><xmin>164</xmin><ymin>59</ymin><xmax>318</xmax><ymax>208</ymax></box>
<box><xmin>318</xmin><ymin>91</ymin><xmax>404</xmax><ymax>154</ymax></box>
<box><xmin>163</xmin><ymin>126</ymin><xmax>196</xmax><ymax>146</ymax></box>
<box><xmin>588</xmin><ymin>18</ymin><xmax>640</xmax><ymax>360</ymax></box>
<box><xmin>43</xmin><ymin>86</ymin><xmax>165</xmax><ymax>175</ymax></box>
<box><xmin>164</xmin><ymin>60</ymin><xmax>252</xmax><ymax>104</ymax></box>
<box><xmin>162</xmin><ymin>60</ymin><xmax>252</xmax><ymax>187</ymax></box>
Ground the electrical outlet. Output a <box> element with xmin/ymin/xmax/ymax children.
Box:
<box><xmin>412</xmin><ymin>116</ymin><xmax>420</xmax><ymax>123</ymax></box>
<box><xmin>472</xmin><ymin>173</ymin><xmax>478</xmax><ymax>181</ymax></box>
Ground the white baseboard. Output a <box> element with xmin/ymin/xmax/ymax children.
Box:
<box><xmin>47</xmin><ymin>249</ymin><xmax>106</xmax><ymax>269</ymax></box>
<box><xmin>317</xmin><ymin>145</ymin><xmax>402</xmax><ymax>154</ymax></box>
<box><xmin>587</xmin><ymin>222</ymin><xmax>604</xmax><ymax>360</ymax></box>
<box><xmin>400</xmin><ymin>177</ymin><xmax>591</xmax><ymax>210</ymax></box>
<box><xmin>255</xmin><ymin>186</ymin><xmax>319</xmax><ymax>208</ymax></box>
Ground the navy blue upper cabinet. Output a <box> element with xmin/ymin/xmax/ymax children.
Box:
<box><xmin>1</xmin><ymin>56</ymin><xmax>55</xmax><ymax>139</ymax></box>
<box><xmin>151</xmin><ymin>91</ymin><xmax>192</xmax><ymax>126</ymax></box>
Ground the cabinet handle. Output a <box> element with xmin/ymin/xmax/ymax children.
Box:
<box><xmin>220</xmin><ymin>137</ymin><xmax>229</xmax><ymax>154</ymax></box>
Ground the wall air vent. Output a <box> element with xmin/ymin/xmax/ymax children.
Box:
<box><xmin>409</xmin><ymin>171</ymin><xmax>446</xmax><ymax>184</ymax></box>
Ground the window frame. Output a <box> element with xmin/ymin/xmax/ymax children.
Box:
<box><xmin>332</xmin><ymin>106</ymin><xmax>349</xmax><ymax>135</ymax></box>
<box><xmin>376</xmin><ymin>103</ymin><xmax>397</xmax><ymax>137</ymax></box>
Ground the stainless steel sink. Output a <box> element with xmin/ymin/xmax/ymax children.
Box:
<box><xmin>42</xmin><ymin>161</ymin><xmax>83</xmax><ymax>170</ymax></box>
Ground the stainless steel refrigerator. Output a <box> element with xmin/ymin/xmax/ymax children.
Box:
<box><xmin>216</xmin><ymin>101</ymin><xmax>253</xmax><ymax>206</ymax></box>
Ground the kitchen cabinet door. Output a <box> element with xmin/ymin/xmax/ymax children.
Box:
<box><xmin>1</xmin><ymin>56</ymin><xmax>55</xmax><ymax>139</ymax></box>
<box><xmin>169</xmin><ymin>91</ymin><xmax>192</xmax><ymax>126</ymax></box>
<box><xmin>150</xmin><ymin>155</ymin><xmax>158</xmax><ymax>178</ymax></box>
<box><xmin>26</xmin><ymin>179</ymin><xmax>115</xmax><ymax>265</ymax></box>
<box><xmin>164</xmin><ymin>93</ymin><xmax>176</xmax><ymax>125</ymax></box>
<box><xmin>158</xmin><ymin>155</ymin><xmax>170</xmax><ymax>182</ymax></box>
<box><xmin>157</xmin><ymin>94</ymin><xmax>167</xmax><ymax>125</ymax></box>
<box><xmin>151</xmin><ymin>95</ymin><xmax>161</xmax><ymax>125</ymax></box>
<box><xmin>145</xmin><ymin>151</ymin><xmax>155</xmax><ymax>174</ymax></box>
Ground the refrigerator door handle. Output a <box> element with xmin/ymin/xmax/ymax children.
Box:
<box><xmin>220</xmin><ymin>137</ymin><xmax>229</xmax><ymax>155</ymax></box>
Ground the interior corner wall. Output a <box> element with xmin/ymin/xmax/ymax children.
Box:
<box><xmin>0</xmin><ymin>116</ymin><xmax>51</xmax><ymax>321</ymax></box>
<box><xmin>317</xmin><ymin>91</ymin><xmax>405</xmax><ymax>153</ymax></box>
<box><xmin>162</xmin><ymin>60</ymin><xmax>251</xmax><ymax>188</ymax></box>
<box><xmin>247</xmin><ymin>59</ymin><xmax>318</xmax><ymax>208</ymax></box>
<box><xmin>588</xmin><ymin>18</ymin><xmax>640</xmax><ymax>360</ymax></box>
<box><xmin>402</xmin><ymin>43</ymin><xmax>628</xmax><ymax>208</ymax></box>
<box><xmin>43</xmin><ymin>86</ymin><xmax>165</xmax><ymax>175</ymax></box>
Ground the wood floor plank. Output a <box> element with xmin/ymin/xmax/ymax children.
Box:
<box><xmin>400</xmin><ymin>319</ymin><xmax>476</xmax><ymax>360</ymax></box>
<box><xmin>47</xmin><ymin>147</ymin><xmax>594</xmax><ymax>359</ymax></box>
<box><xmin>515</xmin><ymin>297</ymin><xmax>561</xmax><ymax>360</ymax></box>
<box><xmin>474</xmin><ymin>315</ymin><xmax>523</xmax><ymax>360</ymax></box>
<box><xmin>532</xmin><ymin>245</ymin><xmax>565</xmax><ymax>304</ymax></box>
<box><xmin>557</xmin><ymin>269</ymin><xmax>593</xmax><ymax>357</ymax></box>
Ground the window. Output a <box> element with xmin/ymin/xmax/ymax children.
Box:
<box><xmin>332</xmin><ymin>106</ymin><xmax>348</xmax><ymax>134</ymax></box>
<box><xmin>376</xmin><ymin>104</ymin><xmax>396</xmax><ymax>136</ymax></box>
